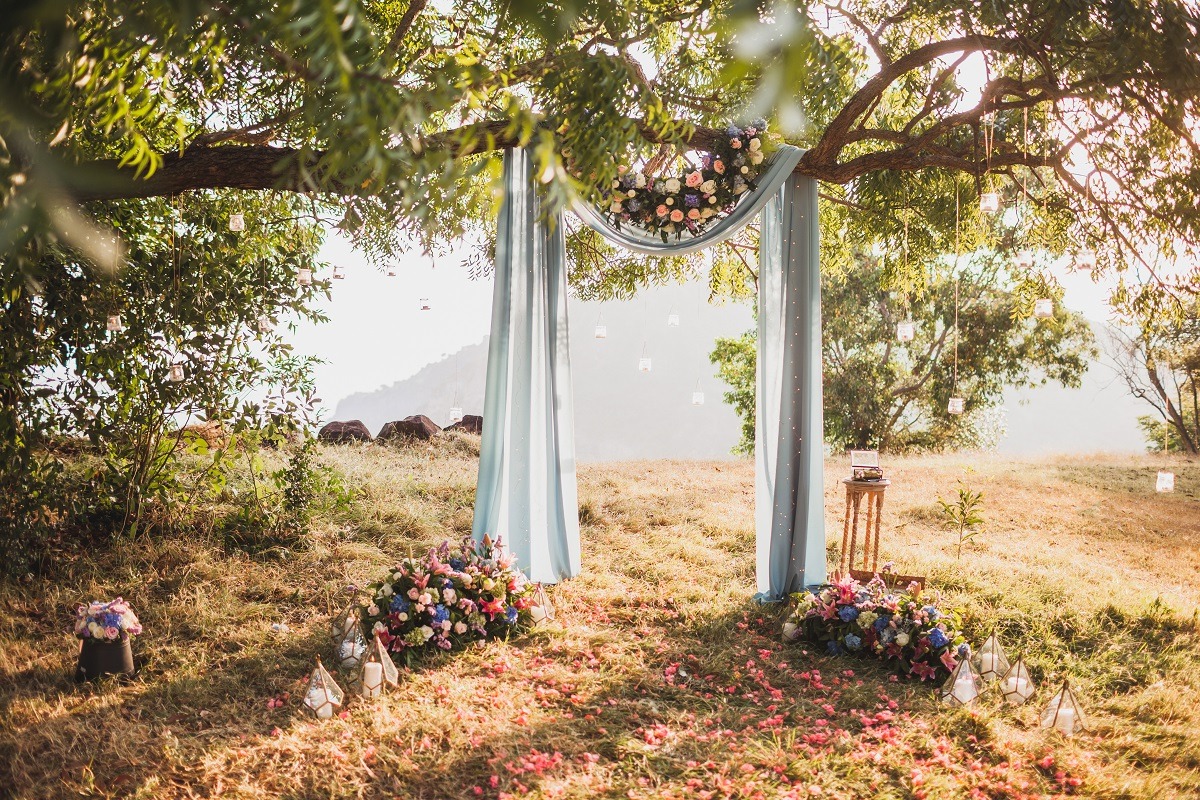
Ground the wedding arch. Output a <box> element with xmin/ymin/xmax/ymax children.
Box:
<box><xmin>471</xmin><ymin>145</ymin><xmax>824</xmax><ymax>602</ymax></box>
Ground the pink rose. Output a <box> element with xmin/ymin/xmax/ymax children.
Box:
<box><xmin>408</xmin><ymin>587</ymin><xmax>420</xmax><ymax>600</ymax></box>
<box><xmin>670</xmin><ymin>209</ymin><xmax>684</xmax><ymax>222</ymax></box>
<box><xmin>687</xmin><ymin>208</ymin><xmax>700</xmax><ymax>220</ymax></box>
<box><xmin>104</xmin><ymin>626</ymin><xmax>120</xmax><ymax>640</ymax></box>
<box><xmin>656</xmin><ymin>204</ymin><xmax>668</xmax><ymax>217</ymax></box>
<box><xmin>685</xmin><ymin>171</ymin><xmax>703</xmax><ymax>188</ymax></box>
<box><xmin>714</xmin><ymin>161</ymin><xmax>725</xmax><ymax>174</ymax></box>
<box><xmin>730</xmin><ymin>138</ymin><xmax>742</xmax><ymax>149</ymax></box>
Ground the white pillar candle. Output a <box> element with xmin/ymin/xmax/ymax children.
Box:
<box><xmin>362</xmin><ymin>662</ymin><xmax>383</xmax><ymax>698</ymax></box>
<box><xmin>1053</xmin><ymin>706</ymin><xmax>1075</xmax><ymax>735</ymax></box>
<box><xmin>1003</xmin><ymin>676</ymin><xmax>1028</xmax><ymax>695</ymax></box>
<box><xmin>316</xmin><ymin>703</ymin><xmax>333</xmax><ymax>719</ymax></box>
<box><xmin>980</xmin><ymin>652</ymin><xmax>999</xmax><ymax>676</ymax></box>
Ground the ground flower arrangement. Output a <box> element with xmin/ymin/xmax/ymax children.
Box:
<box><xmin>783</xmin><ymin>575</ymin><xmax>967</xmax><ymax>681</ymax></box>
<box><xmin>600</xmin><ymin>120</ymin><xmax>770</xmax><ymax>241</ymax></box>
<box><xmin>357</xmin><ymin>535</ymin><xmax>538</xmax><ymax>666</ymax></box>
<box><xmin>73</xmin><ymin>597</ymin><xmax>143</xmax><ymax>641</ymax></box>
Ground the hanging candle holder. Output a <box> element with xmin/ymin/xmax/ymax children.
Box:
<box><xmin>973</xmin><ymin>631</ymin><xmax>1010</xmax><ymax>683</ymax></box>
<box><xmin>1014</xmin><ymin>249</ymin><xmax>1035</xmax><ymax>269</ymax></box>
<box><xmin>1033</xmin><ymin>298</ymin><xmax>1054</xmax><ymax>319</ymax></box>
<box><xmin>947</xmin><ymin>397</ymin><xmax>965</xmax><ymax>415</ymax></box>
<box><xmin>529</xmin><ymin>584</ymin><xmax>555</xmax><ymax>624</ymax></box>
<box><xmin>386</xmin><ymin>266</ymin><xmax>397</xmax><ymax>277</ymax></box>
<box><xmin>168</xmin><ymin>362</ymin><xmax>186</xmax><ymax>383</ymax></box>
<box><xmin>1000</xmin><ymin>657</ymin><xmax>1036</xmax><ymax>705</ymax></box>
<box><xmin>357</xmin><ymin>633</ymin><xmax>399</xmax><ymax>699</ymax></box>
<box><xmin>106</xmin><ymin>314</ymin><xmax>124</xmax><ymax>333</ymax></box>
<box><xmin>420</xmin><ymin>297</ymin><xmax>431</xmax><ymax>311</ymax></box>
<box><xmin>979</xmin><ymin>192</ymin><xmax>1001</xmax><ymax>215</ymax></box>
<box><xmin>332</xmin><ymin>266</ymin><xmax>346</xmax><ymax>280</ymax></box>
<box><xmin>337</xmin><ymin>620</ymin><xmax>367</xmax><ymax>671</ymax></box>
<box><xmin>638</xmin><ymin>341</ymin><xmax>652</xmax><ymax>373</ymax></box>
<box><xmin>302</xmin><ymin>657</ymin><xmax>344</xmax><ymax>719</ymax></box>
<box><xmin>228</xmin><ymin>213</ymin><xmax>245</xmax><ymax>232</ymax></box>
<box><xmin>256</xmin><ymin>317</ymin><xmax>273</xmax><ymax>334</ymax></box>
<box><xmin>896</xmin><ymin>320</ymin><xmax>916</xmax><ymax>342</ymax></box>
<box><xmin>941</xmin><ymin>657</ymin><xmax>983</xmax><ymax>706</ymax></box>
<box><xmin>1040</xmin><ymin>680</ymin><xmax>1087</xmax><ymax>736</ymax></box>
<box><xmin>449</xmin><ymin>406</ymin><xmax>463</xmax><ymax>424</ymax></box>
<box><xmin>1074</xmin><ymin>248</ymin><xmax>1096</xmax><ymax>270</ymax></box>
<box><xmin>667</xmin><ymin>310</ymin><xmax>680</xmax><ymax>328</ymax></box>
<box><xmin>297</xmin><ymin>267</ymin><xmax>313</xmax><ymax>287</ymax></box>
<box><xmin>691</xmin><ymin>379</ymin><xmax>705</xmax><ymax>406</ymax></box>
<box><xmin>594</xmin><ymin>313</ymin><xmax>607</xmax><ymax>339</ymax></box>
<box><xmin>1156</xmin><ymin>471</ymin><xmax>1175</xmax><ymax>493</ymax></box>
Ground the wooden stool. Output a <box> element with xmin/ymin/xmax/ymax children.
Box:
<box><xmin>839</xmin><ymin>478</ymin><xmax>890</xmax><ymax>578</ymax></box>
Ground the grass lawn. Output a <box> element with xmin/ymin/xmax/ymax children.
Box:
<box><xmin>1</xmin><ymin>442</ymin><xmax>1198</xmax><ymax>799</ymax></box>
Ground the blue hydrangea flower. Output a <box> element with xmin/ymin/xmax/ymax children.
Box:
<box><xmin>873</xmin><ymin>616</ymin><xmax>890</xmax><ymax>633</ymax></box>
<box><xmin>102</xmin><ymin>612</ymin><xmax>122</xmax><ymax>628</ymax></box>
<box><xmin>726</xmin><ymin>124</ymin><xmax>742</xmax><ymax>136</ymax></box>
<box><xmin>449</xmin><ymin>557</ymin><xmax>466</xmax><ymax>571</ymax></box>
<box><xmin>505</xmin><ymin>606</ymin><xmax>519</xmax><ymax>624</ymax></box>
<box><xmin>826</xmin><ymin>640</ymin><xmax>844</xmax><ymax>655</ymax></box>
<box><xmin>431</xmin><ymin>604</ymin><xmax>450</xmax><ymax>624</ymax></box>
<box><xmin>958</xmin><ymin>643</ymin><xmax>971</xmax><ymax>658</ymax></box>
<box><xmin>838</xmin><ymin>606</ymin><xmax>860</xmax><ymax>623</ymax></box>
<box><xmin>390</xmin><ymin>596</ymin><xmax>411</xmax><ymax>613</ymax></box>
<box><xmin>928</xmin><ymin>628</ymin><xmax>949</xmax><ymax>649</ymax></box>
<box><xmin>923</xmin><ymin>605</ymin><xmax>940</xmax><ymax>621</ymax></box>
<box><xmin>844</xmin><ymin>633</ymin><xmax>862</xmax><ymax>650</ymax></box>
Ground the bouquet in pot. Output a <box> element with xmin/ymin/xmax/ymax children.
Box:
<box><xmin>74</xmin><ymin>598</ymin><xmax>143</xmax><ymax>641</ymax></box>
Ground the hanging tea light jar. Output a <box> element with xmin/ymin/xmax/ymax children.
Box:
<box><xmin>449</xmin><ymin>406</ymin><xmax>463</xmax><ymax>424</ymax></box>
<box><xmin>297</xmin><ymin>267</ymin><xmax>313</xmax><ymax>287</ymax></box>
<box><xmin>667</xmin><ymin>310</ymin><xmax>680</xmax><ymax>328</ymax></box>
<box><xmin>638</xmin><ymin>356</ymin><xmax>652</xmax><ymax>372</ymax></box>
<box><xmin>256</xmin><ymin>317</ymin><xmax>272</xmax><ymax>333</ymax></box>
<box><xmin>303</xmin><ymin>657</ymin><xmax>344</xmax><ymax>719</ymax></box>
<box><xmin>979</xmin><ymin>192</ymin><xmax>1001</xmax><ymax>214</ymax></box>
<box><xmin>529</xmin><ymin>584</ymin><xmax>555</xmax><ymax>624</ymax></box>
<box><xmin>1001</xmin><ymin>657</ymin><xmax>1036</xmax><ymax>705</ymax></box>
<box><xmin>332</xmin><ymin>266</ymin><xmax>345</xmax><ymax>280</ymax></box>
<box><xmin>386</xmin><ymin>266</ymin><xmax>397</xmax><ymax>277</ymax></box>
<box><xmin>896</xmin><ymin>320</ymin><xmax>916</xmax><ymax>342</ymax></box>
<box><xmin>420</xmin><ymin>297</ymin><xmax>431</xmax><ymax>311</ymax></box>
<box><xmin>947</xmin><ymin>397</ymin><xmax>965</xmax><ymax>415</ymax></box>
<box><xmin>941</xmin><ymin>657</ymin><xmax>983</xmax><ymax>706</ymax></box>
<box><xmin>106</xmin><ymin>314</ymin><xmax>124</xmax><ymax>333</ymax></box>
<box><xmin>1074</xmin><ymin>248</ymin><xmax>1097</xmax><ymax>270</ymax></box>
<box><xmin>228</xmin><ymin>213</ymin><xmax>245</xmax><ymax>232</ymax></box>
<box><xmin>692</xmin><ymin>379</ymin><xmax>705</xmax><ymax>406</ymax></box>
<box><xmin>1040</xmin><ymin>680</ymin><xmax>1087</xmax><ymax>736</ymax></box>
<box><xmin>594</xmin><ymin>313</ymin><xmax>607</xmax><ymax>339</ymax></box>
<box><xmin>1156</xmin><ymin>471</ymin><xmax>1175</xmax><ymax>493</ymax></box>
<box><xmin>973</xmin><ymin>631</ymin><xmax>1010</xmax><ymax>682</ymax></box>
<box><xmin>1014</xmin><ymin>249</ymin><xmax>1035</xmax><ymax>269</ymax></box>
<box><xmin>1033</xmin><ymin>298</ymin><xmax>1054</xmax><ymax>319</ymax></box>
<box><xmin>357</xmin><ymin>633</ymin><xmax>399</xmax><ymax>699</ymax></box>
<box><xmin>168</xmin><ymin>362</ymin><xmax>186</xmax><ymax>383</ymax></box>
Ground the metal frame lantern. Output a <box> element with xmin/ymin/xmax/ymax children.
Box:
<box><xmin>1000</xmin><ymin>657</ymin><xmax>1036</xmax><ymax>705</ymax></box>
<box><xmin>168</xmin><ymin>362</ymin><xmax>186</xmax><ymax>383</ymax></box>
<box><xmin>449</xmin><ymin>406</ymin><xmax>464</xmax><ymax>424</ymax></box>
<box><xmin>979</xmin><ymin>192</ymin><xmax>1001</xmax><ymax>214</ymax></box>
<box><xmin>1074</xmin><ymin>248</ymin><xmax>1096</xmax><ymax>270</ymax></box>
<box><xmin>336</xmin><ymin>620</ymin><xmax>367</xmax><ymax>671</ymax></box>
<box><xmin>297</xmin><ymin>267</ymin><xmax>313</xmax><ymax>287</ymax></box>
<box><xmin>941</xmin><ymin>657</ymin><xmax>982</xmax><ymax>706</ymax></box>
<box><xmin>106</xmin><ymin>314</ymin><xmax>124</xmax><ymax>333</ymax></box>
<box><xmin>973</xmin><ymin>631</ymin><xmax>1010</xmax><ymax>683</ymax></box>
<box><xmin>332</xmin><ymin>266</ymin><xmax>345</xmax><ymax>280</ymax></box>
<box><xmin>228</xmin><ymin>213</ymin><xmax>245</xmax><ymax>232</ymax></box>
<box><xmin>667</xmin><ymin>311</ymin><xmax>680</xmax><ymax>328</ymax></box>
<box><xmin>1033</xmin><ymin>298</ymin><xmax>1054</xmax><ymax>319</ymax></box>
<box><xmin>529</xmin><ymin>583</ymin><xmax>555</xmax><ymax>624</ymax></box>
<box><xmin>896</xmin><ymin>320</ymin><xmax>916</xmax><ymax>342</ymax></box>
<box><xmin>947</xmin><ymin>397</ymin><xmax>965</xmax><ymax>415</ymax></box>
<box><xmin>420</xmin><ymin>297</ymin><xmax>432</xmax><ymax>311</ymax></box>
<box><xmin>1156</xmin><ymin>471</ymin><xmax>1175</xmax><ymax>493</ymax></box>
<box><xmin>303</xmin><ymin>657</ymin><xmax>344</xmax><ymax>719</ymax></box>
<box><xmin>357</xmin><ymin>633</ymin><xmax>399</xmax><ymax>699</ymax></box>
<box><xmin>850</xmin><ymin>449</ymin><xmax>883</xmax><ymax>482</ymax></box>
<box><xmin>329</xmin><ymin>604</ymin><xmax>357</xmax><ymax>648</ymax></box>
<box><xmin>1040</xmin><ymin>680</ymin><xmax>1087</xmax><ymax>736</ymax></box>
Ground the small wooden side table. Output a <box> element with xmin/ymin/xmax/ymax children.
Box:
<box><xmin>839</xmin><ymin>478</ymin><xmax>890</xmax><ymax>579</ymax></box>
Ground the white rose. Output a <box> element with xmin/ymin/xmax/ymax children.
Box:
<box><xmin>895</xmin><ymin>632</ymin><xmax>910</xmax><ymax>646</ymax></box>
<box><xmin>634</xmin><ymin>172</ymin><xmax>646</xmax><ymax>188</ymax></box>
<box><xmin>381</xmin><ymin>583</ymin><xmax>393</xmax><ymax>596</ymax></box>
<box><xmin>700</xmin><ymin>180</ymin><xmax>716</xmax><ymax>194</ymax></box>
<box><xmin>664</xmin><ymin>178</ymin><xmax>681</xmax><ymax>193</ymax></box>
<box><xmin>482</xmin><ymin>578</ymin><xmax>494</xmax><ymax>591</ymax></box>
<box><xmin>373</xmin><ymin>621</ymin><xmax>386</xmax><ymax>633</ymax></box>
<box><xmin>749</xmin><ymin>137</ymin><xmax>761</xmax><ymax>151</ymax></box>
<box><xmin>611</xmin><ymin>201</ymin><xmax>622</xmax><ymax>212</ymax></box>
<box><xmin>740</xmin><ymin>165</ymin><xmax>749</xmax><ymax>174</ymax></box>
<box><xmin>441</xmin><ymin>620</ymin><xmax>452</xmax><ymax>631</ymax></box>
<box><xmin>367</xmin><ymin>604</ymin><xmax>379</xmax><ymax>616</ymax></box>
<box><xmin>750</xmin><ymin>151</ymin><xmax>764</xmax><ymax>165</ymax></box>
<box><xmin>627</xmin><ymin>189</ymin><xmax>636</xmax><ymax>198</ymax></box>
<box><xmin>419</xmin><ymin>625</ymin><xmax>434</xmax><ymax>641</ymax></box>
<box><xmin>392</xmin><ymin>572</ymin><xmax>402</xmax><ymax>582</ymax></box>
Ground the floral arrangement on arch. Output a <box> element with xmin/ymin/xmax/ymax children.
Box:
<box><xmin>783</xmin><ymin>576</ymin><xmax>968</xmax><ymax>682</ymax></box>
<box><xmin>74</xmin><ymin>598</ymin><xmax>143</xmax><ymax>641</ymax></box>
<box><xmin>600</xmin><ymin>121</ymin><xmax>771</xmax><ymax>242</ymax></box>
<box><xmin>358</xmin><ymin>535</ymin><xmax>539</xmax><ymax>666</ymax></box>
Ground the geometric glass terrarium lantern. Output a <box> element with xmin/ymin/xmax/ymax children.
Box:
<box><xmin>1040</xmin><ymin>680</ymin><xmax>1087</xmax><ymax>736</ymax></box>
<box><xmin>529</xmin><ymin>583</ymin><xmax>556</xmax><ymax>625</ymax></box>
<box><xmin>1156</xmin><ymin>471</ymin><xmax>1175</xmax><ymax>493</ymax></box>
<box><xmin>947</xmin><ymin>397</ymin><xmax>965</xmax><ymax>415</ymax></box>
<box><xmin>850</xmin><ymin>450</ymin><xmax>883</xmax><ymax>482</ymax></box>
<box><xmin>594</xmin><ymin>322</ymin><xmax>608</xmax><ymax>339</ymax></box>
<box><xmin>1033</xmin><ymin>297</ymin><xmax>1054</xmax><ymax>319</ymax></box>
<box><xmin>336</xmin><ymin>620</ymin><xmax>368</xmax><ymax>671</ymax></box>
<box><xmin>667</xmin><ymin>311</ymin><xmax>680</xmax><ymax>328</ymax></box>
<box><xmin>691</xmin><ymin>389</ymin><xmax>705</xmax><ymax>406</ymax></box>
<box><xmin>941</xmin><ymin>657</ymin><xmax>983</xmax><ymax>706</ymax></box>
<box><xmin>638</xmin><ymin>356</ymin><xmax>652</xmax><ymax>373</ymax></box>
<box><xmin>357</xmin><ymin>633</ymin><xmax>399</xmax><ymax>699</ymax></box>
<box><xmin>329</xmin><ymin>604</ymin><xmax>358</xmax><ymax>649</ymax></box>
<box><xmin>896</xmin><ymin>320</ymin><xmax>916</xmax><ymax>342</ymax></box>
<box><xmin>449</xmin><ymin>406</ymin><xmax>464</xmax><ymax>424</ymax></box>
<box><xmin>979</xmin><ymin>192</ymin><xmax>1001</xmax><ymax>215</ymax></box>
<box><xmin>419</xmin><ymin>297</ymin><xmax>431</xmax><ymax>311</ymax></box>
<box><xmin>1000</xmin><ymin>657</ymin><xmax>1036</xmax><ymax>705</ymax></box>
<box><xmin>332</xmin><ymin>266</ymin><xmax>345</xmax><ymax>280</ymax></box>
<box><xmin>973</xmin><ymin>631</ymin><xmax>1011</xmax><ymax>683</ymax></box>
<box><xmin>303</xmin><ymin>657</ymin><xmax>344</xmax><ymax>719</ymax></box>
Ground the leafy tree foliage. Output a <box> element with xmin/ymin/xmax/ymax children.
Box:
<box><xmin>712</xmin><ymin>256</ymin><xmax>1096</xmax><ymax>453</ymax></box>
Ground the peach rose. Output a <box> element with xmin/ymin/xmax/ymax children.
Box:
<box><xmin>730</xmin><ymin>138</ymin><xmax>742</xmax><ymax>149</ymax></box>
<box><xmin>687</xmin><ymin>208</ymin><xmax>700</xmax><ymax>220</ymax></box>
<box><xmin>686</xmin><ymin>171</ymin><xmax>703</xmax><ymax>188</ymax></box>
<box><xmin>670</xmin><ymin>209</ymin><xmax>684</xmax><ymax>222</ymax></box>
<box><xmin>656</xmin><ymin>204</ymin><xmax>668</xmax><ymax>217</ymax></box>
<box><xmin>714</xmin><ymin>161</ymin><xmax>725</xmax><ymax>174</ymax></box>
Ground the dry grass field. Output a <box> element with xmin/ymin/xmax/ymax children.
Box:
<box><xmin>0</xmin><ymin>441</ymin><xmax>1197</xmax><ymax>799</ymax></box>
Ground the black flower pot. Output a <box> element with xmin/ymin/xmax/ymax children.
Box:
<box><xmin>75</xmin><ymin>637</ymin><xmax>135</xmax><ymax>682</ymax></box>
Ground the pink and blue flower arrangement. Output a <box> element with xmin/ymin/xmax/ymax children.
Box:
<box><xmin>600</xmin><ymin>121</ymin><xmax>771</xmax><ymax>241</ymax></box>
<box><xmin>358</xmin><ymin>535</ymin><xmax>540</xmax><ymax>666</ymax></box>
<box><xmin>783</xmin><ymin>576</ymin><xmax>967</xmax><ymax>681</ymax></box>
<box><xmin>73</xmin><ymin>597</ymin><xmax>143</xmax><ymax>641</ymax></box>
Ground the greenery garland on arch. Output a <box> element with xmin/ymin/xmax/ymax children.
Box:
<box><xmin>599</xmin><ymin>122</ymin><xmax>772</xmax><ymax>242</ymax></box>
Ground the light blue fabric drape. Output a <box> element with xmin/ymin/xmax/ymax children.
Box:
<box><xmin>473</xmin><ymin>148</ymin><xmax>581</xmax><ymax>584</ymax></box>
<box><xmin>755</xmin><ymin>173</ymin><xmax>826</xmax><ymax>600</ymax></box>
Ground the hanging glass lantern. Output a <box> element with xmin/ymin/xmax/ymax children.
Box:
<box><xmin>692</xmin><ymin>390</ymin><xmax>705</xmax><ymax>406</ymax></box>
<box><xmin>449</xmin><ymin>406</ymin><xmax>463</xmax><ymax>424</ymax></box>
<box><xmin>638</xmin><ymin>357</ymin><xmax>652</xmax><ymax>373</ymax></box>
<box><xmin>168</xmin><ymin>363</ymin><xmax>186</xmax><ymax>383</ymax></box>
<box><xmin>1000</xmin><ymin>657</ymin><xmax>1036</xmax><ymax>705</ymax></box>
<box><xmin>297</xmin><ymin>267</ymin><xmax>313</xmax><ymax>287</ymax></box>
<box><xmin>1074</xmin><ymin>248</ymin><xmax>1097</xmax><ymax>270</ymax></box>
<box><xmin>979</xmin><ymin>192</ymin><xmax>1001</xmax><ymax>214</ymax></box>
<box><xmin>1156</xmin><ymin>471</ymin><xmax>1175</xmax><ymax>493</ymax></box>
<box><xmin>896</xmin><ymin>320</ymin><xmax>916</xmax><ymax>342</ymax></box>
<box><xmin>256</xmin><ymin>317</ymin><xmax>272</xmax><ymax>334</ymax></box>
<box><xmin>941</xmin><ymin>657</ymin><xmax>982</xmax><ymax>706</ymax></box>
<box><xmin>228</xmin><ymin>213</ymin><xmax>245</xmax><ymax>232</ymax></box>
<box><xmin>1014</xmin><ymin>249</ymin><xmax>1035</xmax><ymax>269</ymax></box>
<box><xmin>947</xmin><ymin>397</ymin><xmax>965</xmax><ymax>415</ymax></box>
<box><xmin>332</xmin><ymin>266</ymin><xmax>345</xmax><ymax>280</ymax></box>
<box><xmin>106</xmin><ymin>314</ymin><xmax>124</xmax><ymax>333</ymax></box>
<box><xmin>337</xmin><ymin>620</ymin><xmax>367</xmax><ymax>671</ymax></box>
<box><xmin>357</xmin><ymin>633</ymin><xmax>399</xmax><ymax>699</ymax></box>
<box><xmin>420</xmin><ymin>297</ymin><xmax>431</xmax><ymax>311</ymax></box>
<box><xmin>386</xmin><ymin>266</ymin><xmax>397</xmax><ymax>277</ymax></box>
<box><xmin>302</xmin><ymin>657</ymin><xmax>344</xmax><ymax>719</ymax></box>
<box><xmin>973</xmin><ymin>631</ymin><xmax>1010</xmax><ymax>683</ymax></box>
<box><xmin>529</xmin><ymin>584</ymin><xmax>555</xmax><ymax>624</ymax></box>
<box><xmin>667</xmin><ymin>312</ymin><xmax>680</xmax><ymax>328</ymax></box>
<box><xmin>1033</xmin><ymin>298</ymin><xmax>1054</xmax><ymax>318</ymax></box>
<box><xmin>594</xmin><ymin>323</ymin><xmax>607</xmax><ymax>339</ymax></box>
<box><xmin>1040</xmin><ymin>680</ymin><xmax>1087</xmax><ymax>736</ymax></box>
